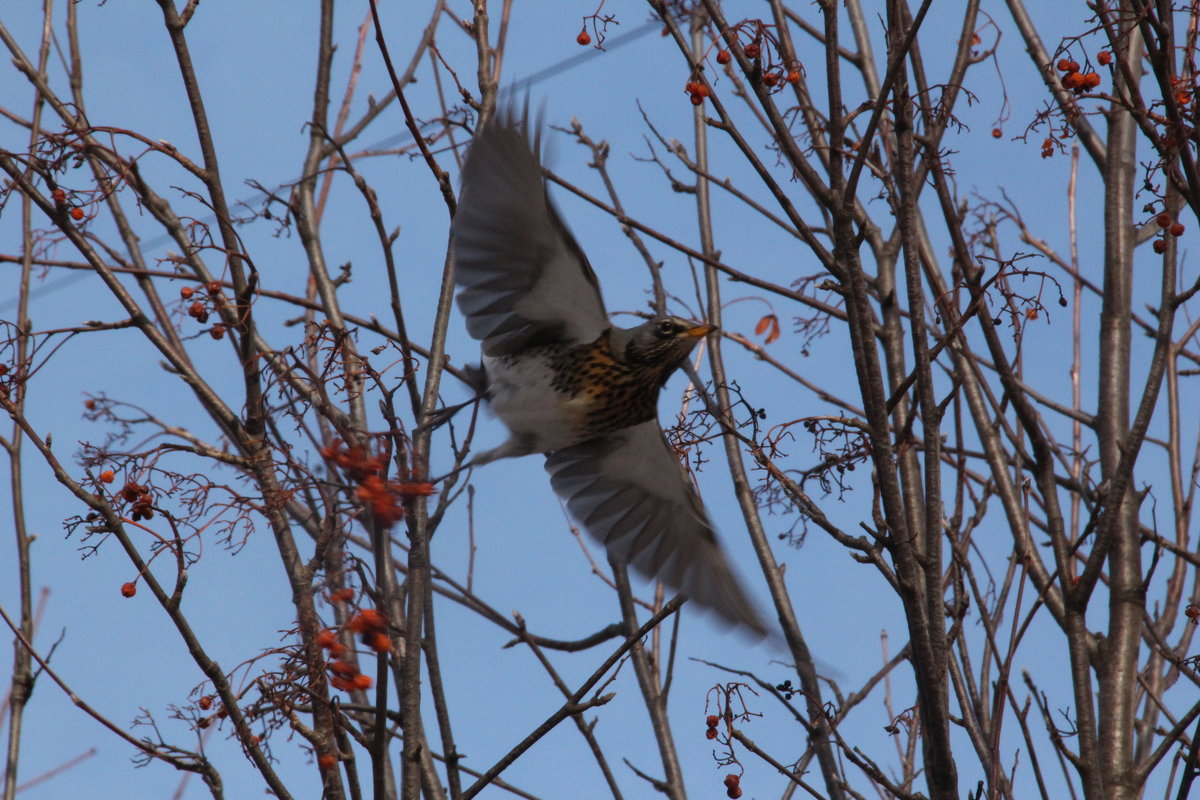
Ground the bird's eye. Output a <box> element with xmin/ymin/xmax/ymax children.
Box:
<box><xmin>656</xmin><ymin>320</ymin><xmax>676</xmax><ymax>337</ymax></box>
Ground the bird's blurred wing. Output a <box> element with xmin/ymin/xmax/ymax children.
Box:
<box><xmin>545</xmin><ymin>420</ymin><xmax>767</xmax><ymax>636</ymax></box>
<box><xmin>451</xmin><ymin>108</ymin><xmax>609</xmax><ymax>356</ymax></box>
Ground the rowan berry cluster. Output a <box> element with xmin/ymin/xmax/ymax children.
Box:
<box><xmin>705</xmin><ymin>713</ymin><xmax>720</xmax><ymax>740</ymax></box>
<box><xmin>1152</xmin><ymin>212</ymin><xmax>1186</xmax><ymax>253</ymax></box>
<box><xmin>1056</xmin><ymin>58</ymin><xmax>1101</xmax><ymax>94</ymax></box>
<box><xmin>723</xmin><ymin>772</ymin><xmax>743</xmax><ymax>798</ymax></box>
<box><xmin>115</xmin><ymin>479</ymin><xmax>155</xmax><ymax>521</ymax></box>
<box><xmin>320</xmin><ymin>438</ymin><xmax>435</xmax><ymax>528</ymax></box>
<box><xmin>180</xmin><ymin>281</ymin><xmax>224</xmax><ymax>327</ymax></box>
<box><xmin>316</xmin><ymin>607</ymin><xmax>392</xmax><ymax>692</ymax></box>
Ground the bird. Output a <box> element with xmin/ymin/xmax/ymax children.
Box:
<box><xmin>448</xmin><ymin>106</ymin><xmax>767</xmax><ymax>637</ymax></box>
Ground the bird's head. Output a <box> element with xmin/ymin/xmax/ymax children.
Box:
<box><xmin>618</xmin><ymin>316</ymin><xmax>716</xmax><ymax>371</ymax></box>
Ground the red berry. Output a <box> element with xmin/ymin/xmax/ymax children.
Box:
<box><xmin>743</xmin><ymin>42</ymin><xmax>760</xmax><ymax>59</ymax></box>
<box><xmin>576</xmin><ymin>29</ymin><xmax>590</xmax><ymax>46</ymax></box>
<box><xmin>209</xmin><ymin>324</ymin><xmax>226</xmax><ymax>340</ymax></box>
<box><xmin>716</xmin><ymin>49</ymin><xmax>730</xmax><ymax>65</ymax></box>
<box><xmin>120</xmin><ymin>582</ymin><xmax>137</xmax><ymax>598</ymax></box>
<box><xmin>70</xmin><ymin>207</ymin><xmax>84</xmax><ymax>220</ymax></box>
<box><xmin>52</xmin><ymin>188</ymin><xmax>66</xmax><ymax>203</ymax></box>
<box><xmin>1097</xmin><ymin>50</ymin><xmax>1112</xmax><ymax>66</ymax></box>
<box><xmin>726</xmin><ymin>787</ymin><xmax>742</xmax><ymax>799</ymax></box>
<box><xmin>763</xmin><ymin>72</ymin><xmax>779</xmax><ymax>87</ymax></box>
<box><xmin>99</xmin><ymin>469</ymin><xmax>115</xmax><ymax>483</ymax></box>
<box><xmin>198</xmin><ymin>695</ymin><xmax>213</xmax><ymax>710</ymax></box>
<box><xmin>351</xmin><ymin>673</ymin><xmax>373</xmax><ymax>690</ymax></box>
<box><xmin>690</xmin><ymin>93</ymin><xmax>704</xmax><ymax>106</ymax></box>
<box><xmin>1082</xmin><ymin>72</ymin><xmax>1101</xmax><ymax>89</ymax></box>
<box><xmin>724</xmin><ymin>774</ymin><xmax>741</xmax><ymax>788</ymax></box>
<box><xmin>180</xmin><ymin>286</ymin><xmax>195</xmax><ymax>299</ymax></box>
<box><xmin>991</xmin><ymin>128</ymin><xmax>1002</xmax><ymax>138</ymax></box>
<box><xmin>1056</xmin><ymin>58</ymin><xmax>1072</xmax><ymax>71</ymax></box>
<box><xmin>1153</xmin><ymin>238</ymin><xmax>1167</xmax><ymax>254</ymax></box>
<box><xmin>786</xmin><ymin>69</ymin><xmax>800</xmax><ymax>84</ymax></box>
<box><xmin>316</xmin><ymin>629</ymin><xmax>338</xmax><ymax>649</ymax></box>
<box><xmin>1170</xmin><ymin>222</ymin><xmax>1185</xmax><ymax>236</ymax></box>
<box><xmin>705</xmin><ymin>728</ymin><xmax>718</xmax><ymax>740</ymax></box>
<box><xmin>1157</xmin><ymin>212</ymin><xmax>1173</xmax><ymax>228</ymax></box>
<box><xmin>685</xmin><ymin>81</ymin><xmax>700</xmax><ymax>95</ymax></box>
<box><xmin>205</xmin><ymin>280</ymin><xmax>221</xmax><ymax>295</ymax></box>
<box><xmin>706</xmin><ymin>714</ymin><xmax>719</xmax><ymax>727</ymax></box>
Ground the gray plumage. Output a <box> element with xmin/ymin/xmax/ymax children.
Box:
<box><xmin>449</xmin><ymin>107</ymin><xmax>767</xmax><ymax>637</ymax></box>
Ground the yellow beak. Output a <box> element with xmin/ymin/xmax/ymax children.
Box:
<box><xmin>683</xmin><ymin>323</ymin><xmax>717</xmax><ymax>338</ymax></box>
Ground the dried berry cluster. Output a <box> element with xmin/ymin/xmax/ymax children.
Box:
<box><xmin>723</xmin><ymin>772</ymin><xmax>743</xmax><ymax>799</ymax></box>
<box><xmin>115</xmin><ymin>479</ymin><xmax>155</xmax><ymax>521</ymax></box>
<box><xmin>180</xmin><ymin>281</ymin><xmax>226</xmax><ymax>336</ymax></box>
<box><xmin>316</xmin><ymin>607</ymin><xmax>392</xmax><ymax>692</ymax></box>
<box><xmin>320</xmin><ymin>438</ymin><xmax>434</xmax><ymax>528</ymax></box>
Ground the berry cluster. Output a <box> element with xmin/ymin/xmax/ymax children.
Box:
<box><xmin>1056</xmin><ymin>58</ymin><xmax>1101</xmax><ymax>94</ymax></box>
<box><xmin>320</xmin><ymin>438</ymin><xmax>435</xmax><ymax>528</ymax></box>
<box><xmin>684</xmin><ymin>79</ymin><xmax>711</xmax><ymax>106</ymax></box>
<box><xmin>723</xmin><ymin>772</ymin><xmax>743</xmax><ymax>799</ymax></box>
<box><xmin>115</xmin><ymin>479</ymin><xmax>155</xmax><ymax>521</ymax></box>
<box><xmin>705</xmin><ymin>713</ymin><xmax>720</xmax><ymax>740</ymax></box>
<box><xmin>316</xmin><ymin>607</ymin><xmax>392</xmax><ymax>692</ymax></box>
<box><xmin>51</xmin><ymin>187</ymin><xmax>86</xmax><ymax>221</ymax></box>
<box><xmin>180</xmin><ymin>281</ymin><xmax>225</xmax><ymax>329</ymax></box>
<box><xmin>1152</xmin><ymin>212</ymin><xmax>1186</xmax><ymax>253</ymax></box>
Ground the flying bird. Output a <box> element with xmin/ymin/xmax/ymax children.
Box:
<box><xmin>448</xmin><ymin>108</ymin><xmax>766</xmax><ymax>637</ymax></box>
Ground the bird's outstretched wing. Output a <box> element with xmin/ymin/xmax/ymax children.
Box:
<box><xmin>545</xmin><ymin>420</ymin><xmax>768</xmax><ymax>637</ymax></box>
<box><xmin>451</xmin><ymin>108</ymin><xmax>609</xmax><ymax>356</ymax></box>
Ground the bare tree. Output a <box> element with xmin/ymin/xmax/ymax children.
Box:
<box><xmin>2</xmin><ymin>2</ymin><xmax>1199</xmax><ymax>799</ymax></box>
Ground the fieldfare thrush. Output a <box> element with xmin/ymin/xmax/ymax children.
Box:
<box><xmin>449</xmin><ymin>108</ymin><xmax>767</xmax><ymax>637</ymax></box>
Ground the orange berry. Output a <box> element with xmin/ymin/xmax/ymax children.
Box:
<box><xmin>180</xmin><ymin>286</ymin><xmax>195</xmax><ymax>299</ymax></box>
<box><xmin>120</xmin><ymin>582</ymin><xmax>137</xmax><ymax>598</ymax></box>
<box><xmin>1056</xmin><ymin>58</ymin><xmax>1072</xmax><ymax>71</ymax></box>
<box><xmin>689</xmin><ymin>93</ymin><xmax>704</xmax><ymax>106</ymax></box>
<box><xmin>368</xmin><ymin>632</ymin><xmax>392</xmax><ymax>653</ymax></box>
<box><xmin>786</xmin><ymin>69</ymin><xmax>800</xmax><ymax>84</ymax></box>
<box><xmin>705</xmin><ymin>728</ymin><xmax>718</xmax><ymax>740</ymax></box>
<box><xmin>99</xmin><ymin>470</ymin><xmax>115</xmax><ymax>483</ymax></box>
<box><xmin>684</xmin><ymin>80</ymin><xmax>700</xmax><ymax>94</ymax></box>
<box><xmin>1062</xmin><ymin>72</ymin><xmax>1085</xmax><ymax>90</ymax></box>
<box><xmin>84</xmin><ymin>398</ymin><xmax>96</xmax><ymax>410</ymax></box>
<box><xmin>1157</xmin><ymin>212</ymin><xmax>1173</xmax><ymax>228</ymax></box>
<box><xmin>329</xmin><ymin>660</ymin><xmax>358</xmax><ymax>679</ymax></box>
<box><xmin>576</xmin><ymin>29</ymin><xmax>590</xmax><ymax>46</ymax></box>
<box><xmin>52</xmin><ymin>188</ymin><xmax>66</xmax><ymax>203</ymax></box>
<box><xmin>763</xmin><ymin>72</ymin><xmax>779</xmax><ymax>87</ymax></box>
<box><xmin>1153</xmin><ymin>238</ymin><xmax>1167</xmax><ymax>254</ymax></box>
<box><xmin>991</xmin><ymin>128</ymin><xmax>1002</xmax><ymax>138</ymax></box>
<box><xmin>209</xmin><ymin>324</ymin><xmax>226</xmax><ymax>340</ymax></box>
<box><xmin>716</xmin><ymin>49</ymin><xmax>730</xmax><ymax>65</ymax></box>
<box><xmin>1065</xmin><ymin>60</ymin><xmax>1079</xmax><ymax>72</ymax></box>
<box><xmin>743</xmin><ymin>42</ymin><xmax>760</xmax><ymax>59</ymax></box>
<box><xmin>198</xmin><ymin>695</ymin><xmax>213</xmax><ymax>710</ymax></box>
<box><xmin>317</xmin><ymin>754</ymin><xmax>337</xmax><ymax>771</ymax></box>
<box><xmin>1082</xmin><ymin>72</ymin><xmax>1101</xmax><ymax>89</ymax></box>
<box><xmin>70</xmin><ymin>207</ymin><xmax>84</xmax><ymax>220</ymax></box>
<box><xmin>351</xmin><ymin>673</ymin><xmax>373</xmax><ymax>690</ymax></box>
<box><xmin>706</xmin><ymin>715</ymin><xmax>719</xmax><ymax>727</ymax></box>
<box><xmin>315</xmin><ymin>629</ymin><xmax>338</xmax><ymax>649</ymax></box>
<box><xmin>1097</xmin><ymin>50</ymin><xmax>1111</xmax><ymax>66</ymax></box>
<box><xmin>1170</xmin><ymin>222</ymin><xmax>1185</xmax><ymax>236</ymax></box>
<box><xmin>205</xmin><ymin>281</ymin><xmax>221</xmax><ymax>295</ymax></box>
<box><xmin>330</xmin><ymin>587</ymin><xmax>356</xmax><ymax>603</ymax></box>
<box><xmin>724</xmin><ymin>774</ymin><xmax>741</xmax><ymax>788</ymax></box>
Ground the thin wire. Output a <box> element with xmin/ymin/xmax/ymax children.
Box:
<box><xmin>2</xmin><ymin>21</ymin><xmax>658</xmax><ymax>311</ymax></box>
